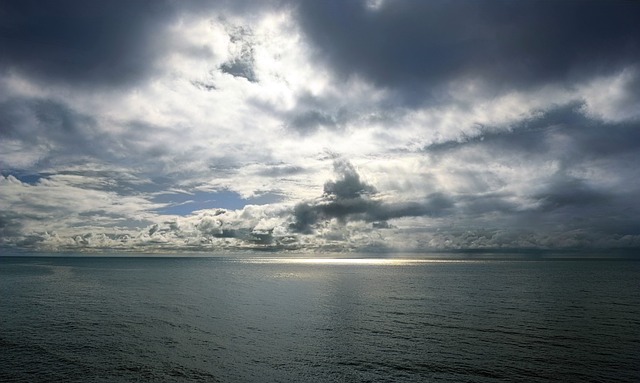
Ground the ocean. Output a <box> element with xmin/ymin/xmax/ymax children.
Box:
<box><xmin>1</xmin><ymin>254</ymin><xmax>639</xmax><ymax>382</ymax></box>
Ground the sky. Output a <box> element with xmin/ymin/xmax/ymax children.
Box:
<box><xmin>1</xmin><ymin>0</ymin><xmax>640</xmax><ymax>253</ymax></box>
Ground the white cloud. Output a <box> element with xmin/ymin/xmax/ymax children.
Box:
<box><xmin>579</xmin><ymin>67</ymin><xmax>640</xmax><ymax>122</ymax></box>
<box><xmin>0</xmin><ymin>175</ymin><xmax>163</xmax><ymax>238</ymax></box>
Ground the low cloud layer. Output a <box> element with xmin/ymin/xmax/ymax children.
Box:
<box><xmin>1</xmin><ymin>1</ymin><xmax>639</xmax><ymax>253</ymax></box>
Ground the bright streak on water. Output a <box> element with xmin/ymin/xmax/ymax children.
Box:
<box><xmin>240</xmin><ymin>257</ymin><xmax>461</xmax><ymax>265</ymax></box>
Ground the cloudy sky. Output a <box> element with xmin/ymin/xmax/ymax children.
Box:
<box><xmin>1</xmin><ymin>0</ymin><xmax>640</xmax><ymax>253</ymax></box>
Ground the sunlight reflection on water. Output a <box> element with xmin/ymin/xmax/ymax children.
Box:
<box><xmin>3</xmin><ymin>256</ymin><xmax>638</xmax><ymax>382</ymax></box>
<box><xmin>238</xmin><ymin>257</ymin><xmax>472</xmax><ymax>265</ymax></box>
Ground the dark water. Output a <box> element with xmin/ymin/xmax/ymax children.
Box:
<box><xmin>1</xmin><ymin>255</ymin><xmax>639</xmax><ymax>382</ymax></box>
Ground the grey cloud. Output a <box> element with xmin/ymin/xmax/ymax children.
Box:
<box><xmin>621</xmin><ymin>72</ymin><xmax>640</xmax><ymax>110</ymax></box>
<box><xmin>191</xmin><ymin>80</ymin><xmax>217</xmax><ymax>92</ymax></box>
<box><xmin>0</xmin><ymin>0</ymin><xmax>177</xmax><ymax>87</ymax></box>
<box><xmin>220</xmin><ymin>58</ymin><xmax>256</xmax><ymax>82</ymax></box>
<box><xmin>0</xmin><ymin>98</ymin><xmax>176</xmax><ymax>175</ymax></box>
<box><xmin>280</xmin><ymin>91</ymin><xmax>354</xmax><ymax>134</ymax></box>
<box><xmin>423</xmin><ymin>102</ymin><xmax>584</xmax><ymax>155</ymax></box>
<box><xmin>522</xmin><ymin>172</ymin><xmax>640</xmax><ymax>238</ymax></box>
<box><xmin>254</xmin><ymin>164</ymin><xmax>304</xmax><ymax>177</ymax></box>
<box><xmin>421</xmin><ymin>102</ymin><xmax>640</xmax><ymax>243</ymax></box>
<box><xmin>0</xmin><ymin>96</ymin><xmax>211</xmax><ymax>186</ymax></box>
<box><xmin>52</xmin><ymin>169</ymin><xmax>157</xmax><ymax>197</ymax></box>
<box><xmin>457</xmin><ymin>193</ymin><xmax>517</xmax><ymax>217</ymax></box>
<box><xmin>289</xmin><ymin>202</ymin><xmax>319</xmax><ymax>234</ymax></box>
<box><xmin>358</xmin><ymin>194</ymin><xmax>454</xmax><ymax>223</ymax></box>
<box><xmin>0</xmin><ymin>212</ymin><xmax>25</xmax><ymax>244</ymax></box>
<box><xmin>403</xmin><ymin>227</ymin><xmax>640</xmax><ymax>251</ymax></box>
<box><xmin>570</xmin><ymin>119</ymin><xmax>640</xmax><ymax>160</ymax></box>
<box><xmin>136</xmin><ymin>211</ymin><xmax>292</xmax><ymax>250</ymax></box>
<box><xmin>118</xmin><ymin>121</ymin><xmax>175</xmax><ymax>158</ymax></box>
<box><xmin>0</xmin><ymin>0</ymin><xmax>284</xmax><ymax>87</ymax></box>
<box><xmin>219</xmin><ymin>25</ymin><xmax>257</xmax><ymax>82</ymax></box>
<box><xmin>295</xmin><ymin>0</ymin><xmax>640</xmax><ymax>98</ymax></box>
<box><xmin>287</xmin><ymin>110</ymin><xmax>338</xmax><ymax>134</ymax></box>
<box><xmin>0</xmin><ymin>97</ymin><xmax>106</xmax><ymax>168</ymax></box>
<box><xmin>389</xmin><ymin>96</ymin><xmax>640</xmax><ymax>251</ymax></box>
<box><xmin>0</xmin><ymin>98</ymin><xmax>94</xmax><ymax>141</ymax></box>
<box><xmin>290</xmin><ymin>159</ymin><xmax>454</xmax><ymax>233</ymax></box>
<box><xmin>425</xmin><ymin>102</ymin><xmax>640</xmax><ymax>169</ymax></box>
<box><xmin>535</xmin><ymin>177</ymin><xmax>610</xmax><ymax>212</ymax></box>
<box><xmin>324</xmin><ymin>160</ymin><xmax>376</xmax><ymax>199</ymax></box>
<box><xmin>371</xmin><ymin>221</ymin><xmax>391</xmax><ymax>229</ymax></box>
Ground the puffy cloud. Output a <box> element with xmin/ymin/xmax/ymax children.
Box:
<box><xmin>290</xmin><ymin>159</ymin><xmax>454</xmax><ymax>234</ymax></box>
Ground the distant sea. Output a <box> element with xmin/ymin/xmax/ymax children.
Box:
<box><xmin>1</xmin><ymin>254</ymin><xmax>639</xmax><ymax>382</ymax></box>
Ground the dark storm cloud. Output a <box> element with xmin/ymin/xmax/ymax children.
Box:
<box><xmin>0</xmin><ymin>0</ymin><xmax>177</xmax><ymax>87</ymax></box>
<box><xmin>290</xmin><ymin>160</ymin><xmax>454</xmax><ymax>233</ymax></box>
<box><xmin>295</xmin><ymin>0</ymin><xmax>640</xmax><ymax>96</ymax></box>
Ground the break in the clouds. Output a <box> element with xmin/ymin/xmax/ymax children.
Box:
<box><xmin>1</xmin><ymin>0</ymin><xmax>640</xmax><ymax>253</ymax></box>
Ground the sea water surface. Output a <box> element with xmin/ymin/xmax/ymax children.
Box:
<box><xmin>1</xmin><ymin>254</ymin><xmax>639</xmax><ymax>382</ymax></box>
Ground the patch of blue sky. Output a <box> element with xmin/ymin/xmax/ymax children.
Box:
<box><xmin>155</xmin><ymin>190</ymin><xmax>282</xmax><ymax>215</ymax></box>
<box><xmin>4</xmin><ymin>172</ymin><xmax>47</xmax><ymax>185</ymax></box>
